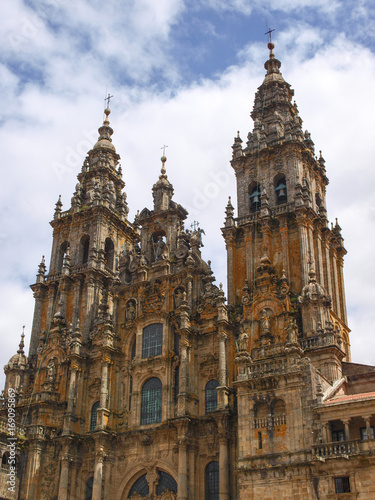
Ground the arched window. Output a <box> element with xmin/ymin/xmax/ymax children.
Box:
<box><xmin>272</xmin><ymin>399</ymin><xmax>286</xmax><ymax>426</ymax></box>
<box><xmin>57</xmin><ymin>241</ymin><xmax>69</xmax><ymax>271</ymax></box>
<box><xmin>90</xmin><ymin>401</ymin><xmax>100</xmax><ymax>431</ymax></box>
<box><xmin>80</xmin><ymin>235</ymin><xmax>90</xmax><ymax>264</ymax></box>
<box><xmin>254</xmin><ymin>401</ymin><xmax>268</xmax><ymax>428</ymax></box>
<box><xmin>104</xmin><ymin>238</ymin><xmax>114</xmax><ymax>270</ymax></box>
<box><xmin>128</xmin><ymin>473</ymin><xmax>149</xmax><ymax>498</ymax></box>
<box><xmin>275</xmin><ymin>176</ymin><xmax>287</xmax><ymax>204</ymax></box>
<box><xmin>205</xmin><ymin>379</ymin><xmax>219</xmax><ymax>413</ymax></box>
<box><xmin>142</xmin><ymin>323</ymin><xmax>163</xmax><ymax>358</ymax></box>
<box><xmin>249</xmin><ymin>183</ymin><xmax>261</xmax><ymax>212</ymax></box>
<box><xmin>141</xmin><ymin>377</ymin><xmax>162</xmax><ymax>425</ymax></box>
<box><xmin>205</xmin><ymin>461</ymin><xmax>219</xmax><ymax>500</ymax></box>
<box><xmin>156</xmin><ymin>471</ymin><xmax>178</xmax><ymax>495</ymax></box>
<box><xmin>85</xmin><ymin>476</ymin><xmax>93</xmax><ymax>500</ymax></box>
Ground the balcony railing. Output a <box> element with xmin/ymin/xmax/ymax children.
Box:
<box><xmin>313</xmin><ymin>439</ymin><xmax>360</xmax><ymax>458</ymax></box>
<box><xmin>0</xmin><ymin>417</ymin><xmax>26</xmax><ymax>438</ymax></box>
<box><xmin>299</xmin><ymin>332</ymin><xmax>340</xmax><ymax>351</ymax></box>
<box><xmin>254</xmin><ymin>414</ymin><xmax>286</xmax><ymax>429</ymax></box>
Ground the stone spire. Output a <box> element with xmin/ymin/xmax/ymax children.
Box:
<box><xmin>69</xmin><ymin>106</ymin><xmax>129</xmax><ymax>218</ymax></box>
<box><xmin>245</xmin><ymin>41</ymin><xmax>303</xmax><ymax>152</ymax></box>
<box><xmin>152</xmin><ymin>153</ymin><xmax>174</xmax><ymax>211</ymax></box>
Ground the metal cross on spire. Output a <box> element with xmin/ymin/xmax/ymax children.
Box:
<box><xmin>161</xmin><ymin>144</ymin><xmax>168</xmax><ymax>156</ymax></box>
<box><xmin>190</xmin><ymin>221</ymin><xmax>200</xmax><ymax>231</ymax></box>
<box><xmin>104</xmin><ymin>93</ymin><xmax>114</xmax><ymax>108</ymax></box>
<box><xmin>265</xmin><ymin>26</ymin><xmax>275</xmax><ymax>43</ymax></box>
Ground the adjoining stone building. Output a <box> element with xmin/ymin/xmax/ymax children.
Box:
<box><xmin>1</xmin><ymin>42</ymin><xmax>375</xmax><ymax>499</ymax></box>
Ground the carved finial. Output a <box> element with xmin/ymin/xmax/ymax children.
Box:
<box><xmin>54</xmin><ymin>195</ymin><xmax>63</xmax><ymax>218</ymax></box>
<box><xmin>38</xmin><ymin>256</ymin><xmax>46</xmax><ymax>276</ymax></box>
<box><xmin>17</xmin><ymin>326</ymin><xmax>25</xmax><ymax>354</ymax></box>
<box><xmin>160</xmin><ymin>145</ymin><xmax>168</xmax><ymax>175</ymax></box>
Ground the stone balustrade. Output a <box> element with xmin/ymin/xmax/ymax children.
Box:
<box><xmin>299</xmin><ymin>332</ymin><xmax>340</xmax><ymax>350</ymax></box>
<box><xmin>313</xmin><ymin>439</ymin><xmax>360</xmax><ymax>458</ymax></box>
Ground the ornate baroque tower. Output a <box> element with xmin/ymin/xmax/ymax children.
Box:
<box><xmin>222</xmin><ymin>41</ymin><xmax>350</xmax><ymax>382</ymax></box>
<box><xmin>2</xmin><ymin>41</ymin><xmax>375</xmax><ymax>500</ymax></box>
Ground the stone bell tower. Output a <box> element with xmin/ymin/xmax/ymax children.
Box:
<box><xmin>222</xmin><ymin>41</ymin><xmax>350</xmax><ymax>371</ymax></box>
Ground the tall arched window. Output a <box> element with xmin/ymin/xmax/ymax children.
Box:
<box><xmin>141</xmin><ymin>377</ymin><xmax>162</xmax><ymax>425</ymax></box>
<box><xmin>128</xmin><ymin>473</ymin><xmax>149</xmax><ymax>498</ymax></box>
<box><xmin>275</xmin><ymin>176</ymin><xmax>287</xmax><ymax>204</ymax></box>
<box><xmin>57</xmin><ymin>241</ymin><xmax>69</xmax><ymax>271</ymax></box>
<box><xmin>85</xmin><ymin>476</ymin><xmax>93</xmax><ymax>500</ymax></box>
<box><xmin>156</xmin><ymin>471</ymin><xmax>178</xmax><ymax>495</ymax></box>
<box><xmin>249</xmin><ymin>183</ymin><xmax>261</xmax><ymax>212</ymax></box>
<box><xmin>80</xmin><ymin>235</ymin><xmax>90</xmax><ymax>264</ymax></box>
<box><xmin>205</xmin><ymin>461</ymin><xmax>219</xmax><ymax>500</ymax></box>
<box><xmin>90</xmin><ymin>401</ymin><xmax>100</xmax><ymax>431</ymax></box>
<box><xmin>142</xmin><ymin>323</ymin><xmax>163</xmax><ymax>358</ymax></box>
<box><xmin>205</xmin><ymin>379</ymin><xmax>219</xmax><ymax>413</ymax></box>
<box><xmin>104</xmin><ymin>238</ymin><xmax>114</xmax><ymax>270</ymax></box>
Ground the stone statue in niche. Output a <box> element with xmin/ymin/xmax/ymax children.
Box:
<box><xmin>155</xmin><ymin>236</ymin><xmax>166</xmax><ymax>260</ymax></box>
<box><xmin>46</xmin><ymin>359</ymin><xmax>56</xmax><ymax>383</ymax></box>
<box><xmin>287</xmin><ymin>317</ymin><xmax>299</xmax><ymax>343</ymax></box>
<box><xmin>126</xmin><ymin>300</ymin><xmax>136</xmax><ymax>321</ymax></box>
<box><xmin>174</xmin><ymin>288</ymin><xmax>184</xmax><ymax>308</ymax></box>
<box><xmin>260</xmin><ymin>309</ymin><xmax>271</xmax><ymax>334</ymax></box>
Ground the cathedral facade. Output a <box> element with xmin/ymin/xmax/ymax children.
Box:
<box><xmin>1</xmin><ymin>43</ymin><xmax>375</xmax><ymax>499</ymax></box>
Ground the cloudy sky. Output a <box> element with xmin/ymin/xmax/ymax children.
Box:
<box><xmin>1</xmin><ymin>0</ymin><xmax>375</xmax><ymax>388</ymax></box>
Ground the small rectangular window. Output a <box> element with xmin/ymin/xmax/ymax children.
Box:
<box><xmin>332</xmin><ymin>430</ymin><xmax>345</xmax><ymax>442</ymax></box>
<box><xmin>334</xmin><ymin>477</ymin><xmax>350</xmax><ymax>493</ymax></box>
<box><xmin>360</xmin><ymin>426</ymin><xmax>374</xmax><ymax>440</ymax></box>
<box><xmin>258</xmin><ymin>431</ymin><xmax>263</xmax><ymax>449</ymax></box>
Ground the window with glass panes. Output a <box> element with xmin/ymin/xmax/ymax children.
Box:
<box><xmin>141</xmin><ymin>377</ymin><xmax>162</xmax><ymax>425</ymax></box>
<box><xmin>90</xmin><ymin>401</ymin><xmax>100</xmax><ymax>431</ymax></box>
<box><xmin>205</xmin><ymin>461</ymin><xmax>219</xmax><ymax>500</ymax></box>
<box><xmin>156</xmin><ymin>471</ymin><xmax>177</xmax><ymax>495</ymax></box>
<box><xmin>128</xmin><ymin>474</ymin><xmax>149</xmax><ymax>498</ymax></box>
<box><xmin>142</xmin><ymin>323</ymin><xmax>163</xmax><ymax>358</ymax></box>
<box><xmin>205</xmin><ymin>380</ymin><xmax>219</xmax><ymax>413</ymax></box>
<box><xmin>334</xmin><ymin>477</ymin><xmax>350</xmax><ymax>493</ymax></box>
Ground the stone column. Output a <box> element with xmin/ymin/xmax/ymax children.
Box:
<box><xmin>29</xmin><ymin>288</ymin><xmax>45</xmax><ymax>357</ymax></box>
<box><xmin>337</xmin><ymin>255</ymin><xmax>347</xmax><ymax>323</ymax></box>
<box><xmin>332</xmin><ymin>252</ymin><xmax>341</xmax><ymax>318</ymax></box>
<box><xmin>322</xmin><ymin>423</ymin><xmax>329</xmax><ymax>443</ymax></box>
<box><xmin>343</xmin><ymin>419</ymin><xmax>351</xmax><ymax>441</ymax></box>
<box><xmin>177</xmin><ymin>438</ymin><xmax>188</xmax><ymax>500</ymax></box>
<box><xmin>218</xmin><ymin>332</ymin><xmax>227</xmax><ymax>388</ymax></box>
<box><xmin>83</xmin><ymin>277</ymin><xmax>96</xmax><ymax>340</ymax></box>
<box><xmin>63</xmin><ymin>364</ymin><xmax>78</xmax><ymax>434</ymax></box>
<box><xmin>24</xmin><ymin>442</ymin><xmax>42</xmax><ymax>499</ymax></box>
<box><xmin>323</xmin><ymin>239</ymin><xmax>333</xmax><ymax>302</ymax></box>
<box><xmin>245</xmin><ymin>232</ymin><xmax>253</xmax><ymax>283</ymax></box>
<box><xmin>188</xmin><ymin>442</ymin><xmax>197</xmax><ymax>500</ymax></box>
<box><xmin>72</xmin><ymin>278</ymin><xmax>82</xmax><ymax>326</ymax></box>
<box><xmin>57</xmin><ymin>454</ymin><xmax>70</xmax><ymax>500</ymax></box>
<box><xmin>365</xmin><ymin>417</ymin><xmax>373</xmax><ymax>439</ymax></box>
<box><xmin>279</xmin><ymin>217</ymin><xmax>290</xmax><ymax>278</ymax></box>
<box><xmin>46</xmin><ymin>285</ymin><xmax>57</xmax><ymax>330</ymax></box>
<box><xmin>314</xmin><ymin>226</ymin><xmax>324</xmax><ymax>286</ymax></box>
<box><xmin>298</xmin><ymin>218</ymin><xmax>309</xmax><ymax>286</ymax></box>
<box><xmin>225</xmin><ymin>234</ymin><xmax>235</xmax><ymax>306</ymax></box>
<box><xmin>219</xmin><ymin>429</ymin><xmax>229</xmax><ymax>500</ymax></box>
<box><xmin>92</xmin><ymin>449</ymin><xmax>104</xmax><ymax>500</ymax></box>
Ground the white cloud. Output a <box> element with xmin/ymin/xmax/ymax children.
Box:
<box><xmin>1</xmin><ymin>3</ymin><xmax>375</xmax><ymax>391</ymax></box>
